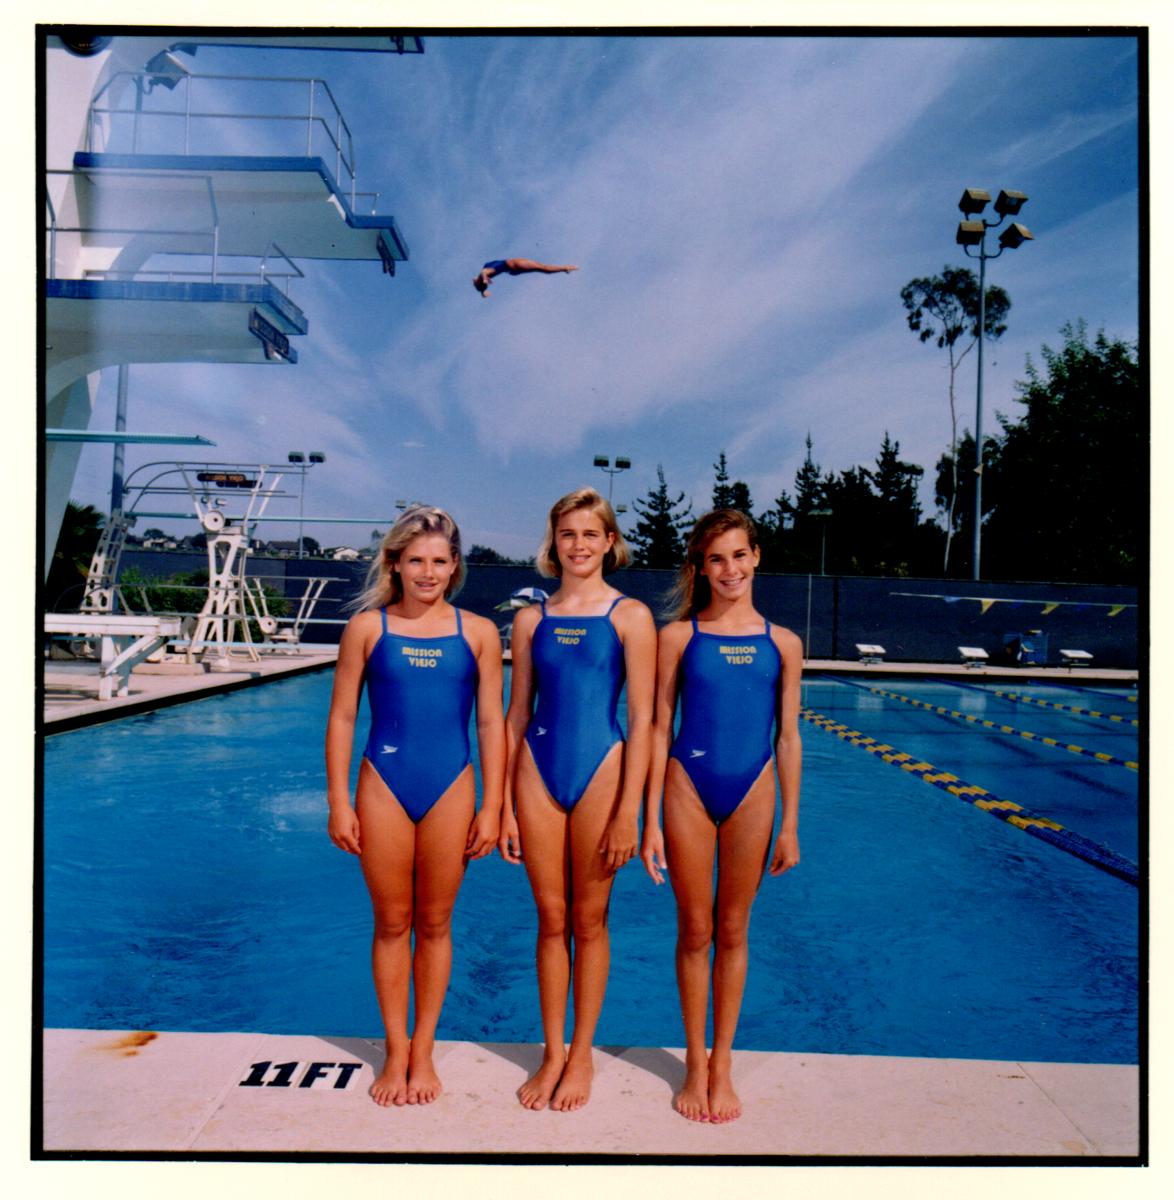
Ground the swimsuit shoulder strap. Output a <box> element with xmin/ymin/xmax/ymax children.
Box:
<box><xmin>690</xmin><ymin>614</ymin><xmax>699</xmax><ymax>633</ymax></box>
<box><xmin>380</xmin><ymin>606</ymin><xmax>389</xmax><ymax>635</ymax></box>
<box><xmin>764</xmin><ymin>616</ymin><xmax>771</xmax><ymax>636</ymax></box>
<box><xmin>455</xmin><ymin>606</ymin><xmax>464</xmax><ymax>636</ymax></box>
<box><xmin>605</xmin><ymin>595</ymin><xmax>625</xmax><ymax>616</ymax></box>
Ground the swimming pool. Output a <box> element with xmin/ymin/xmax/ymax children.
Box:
<box><xmin>42</xmin><ymin>671</ymin><xmax>1139</xmax><ymax>1064</ymax></box>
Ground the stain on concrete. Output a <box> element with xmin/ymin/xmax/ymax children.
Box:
<box><xmin>99</xmin><ymin>1031</ymin><xmax>159</xmax><ymax>1057</ymax></box>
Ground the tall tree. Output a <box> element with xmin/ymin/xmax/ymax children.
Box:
<box><xmin>47</xmin><ymin>501</ymin><xmax>103</xmax><ymax>609</ymax></box>
<box><xmin>728</xmin><ymin>480</ymin><xmax>754</xmax><ymax>516</ymax></box>
<box><xmin>712</xmin><ymin>452</ymin><xmax>734</xmax><ymax>510</ymax></box>
<box><xmin>627</xmin><ymin>465</ymin><xmax>693</xmax><ymax>568</ymax></box>
<box><xmin>901</xmin><ymin>265</ymin><xmax>1011</xmax><ymax>571</ymax></box>
<box><xmin>983</xmin><ymin>322</ymin><xmax>1141</xmax><ymax>583</ymax></box>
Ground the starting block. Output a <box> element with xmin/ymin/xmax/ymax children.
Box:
<box><xmin>1059</xmin><ymin>648</ymin><xmax>1093</xmax><ymax>669</ymax></box>
<box><xmin>855</xmin><ymin>643</ymin><xmax>886</xmax><ymax>665</ymax></box>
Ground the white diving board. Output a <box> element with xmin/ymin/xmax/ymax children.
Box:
<box><xmin>959</xmin><ymin>646</ymin><xmax>989</xmax><ymax>668</ymax></box>
<box><xmin>45</xmin><ymin>613</ymin><xmax>183</xmax><ymax>701</ymax></box>
<box><xmin>46</xmin><ymin>430</ymin><xmax>214</xmax><ymax>445</ymax></box>
<box><xmin>1059</xmin><ymin>649</ymin><xmax>1094</xmax><ymax>669</ymax></box>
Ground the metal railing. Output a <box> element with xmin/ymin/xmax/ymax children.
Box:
<box><xmin>45</xmin><ymin>167</ymin><xmax>219</xmax><ymax>282</ymax></box>
<box><xmin>86</xmin><ymin>70</ymin><xmax>368</xmax><ymax>212</ymax></box>
<box><xmin>46</xmin><ymin>169</ymin><xmax>305</xmax><ymax>300</ymax></box>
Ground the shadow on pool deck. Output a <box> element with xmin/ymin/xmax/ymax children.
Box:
<box><xmin>39</xmin><ymin>1029</ymin><xmax>1140</xmax><ymax>1160</ymax></box>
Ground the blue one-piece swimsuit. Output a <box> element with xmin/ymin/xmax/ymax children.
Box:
<box><xmin>669</xmin><ymin>615</ymin><xmax>782</xmax><ymax>823</ymax></box>
<box><xmin>525</xmin><ymin>596</ymin><xmax>627</xmax><ymax>811</ymax></box>
<box><xmin>483</xmin><ymin>259</ymin><xmax>510</xmax><ymax>273</ymax></box>
<box><xmin>363</xmin><ymin>607</ymin><xmax>478</xmax><ymax>823</ymax></box>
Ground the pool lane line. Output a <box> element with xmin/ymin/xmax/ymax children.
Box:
<box><xmin>946</xmin><ymin>679</ymin><xmax>1139</xmax><ymax>726</ymax></box>
<box><xmin>798</xmin><ymin>707</ymin><xmax>1139</xmax><ymax>886</ymax></box>
<box><xmin>833</xmin><ymin>678</ymin><xmax>1138</xmax><ymax>772</ymax></box>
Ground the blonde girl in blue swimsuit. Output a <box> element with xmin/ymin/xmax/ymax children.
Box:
<box><xmin>326</xmin><ymin>506</ymin><xmax>505</xmax><ymax>1108</ymax></box>
<box><xmin>500</xmin><ymin>488</ymin><xmax>656</xmax><ymax>1112</ymax></box>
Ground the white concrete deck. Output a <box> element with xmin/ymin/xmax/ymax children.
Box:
<box><xmin>43</xmin><ymin>646</ymin><xmax>1137</xmax><ymax>732</ymax></box>
<box><xmin>40</xmin><ymin>1029</ymin><xmax>1138</xmax><ymax>1158</ymax></box>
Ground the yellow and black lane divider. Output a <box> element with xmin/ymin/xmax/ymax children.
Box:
<box><xmin>799</xmin><ymin>707</ymin><xmax>1138</xmax><ymax>886</ymax></box>
<box><xmin>843</xmin><ymin>682</ymin><xmax>1138</xmax><ymax>772</ymax></box>
<box><xmin>949</xmin><ymin>679</ymin><xmax>1139</xmax><ymax>726</ymax></box>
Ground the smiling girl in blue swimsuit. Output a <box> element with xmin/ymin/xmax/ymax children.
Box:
<box><xmin>641</xmin><ymin>509</ymin><xmax>803</xmax><ymax>1124</ymax></box>
<box><xmin>326</xmin><ymin>506</ymin><xmax>505</xmax><ymax>1108</ymax></box>
<box><xmin>501</xmin><ymin>488</ymin><xmax>656</xmax><ymax>1111</ymax></box>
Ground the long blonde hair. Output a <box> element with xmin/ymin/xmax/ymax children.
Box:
<box><xmin>665</xmin><ymin>508</ymin><xmax>760</xmax><ymax>621</ymax></box>
<box><xmin>535</xmin><ymin>487</ymin><xmax>631</xmax><ymax>578</ymax></box>
<box><xmin>352</xmin><ymin>505</ymin><xmax>465</xmax><ymax>611</ymax></box>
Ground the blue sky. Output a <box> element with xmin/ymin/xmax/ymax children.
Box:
<box><xmin>64</xmin><ymin>32</ymin><xmax>1141</xmax><ymax>559</ymax></box>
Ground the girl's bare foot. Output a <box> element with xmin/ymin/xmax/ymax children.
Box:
<box><xmin>369</xmin><ymin>1043</ymin><xmax>410</xmax><ymax>1107</ymax></box>
<box><xmin>550</xmin><ymin>1048</ymin><xmax>593</xmax><ymax>1112</ymax></box>
<box><xmin>673</xmin><ymin>1057</ymin><xmax>710</xmax><ymax>1121</ymax></box>
<box><xmin>707</xmin><ymin>1056</ymin><xmax>742</xmax><ymax>1123</ymax></box>
<box><xmin>518</xmin><ymin>1048</ymin><xmax>565</xmax><ymax>1110</ymax></box>
<box><xmin>406</xmin><ymin>1042</ymin><xmax>442</xmax><ymax>1104</ymax></box>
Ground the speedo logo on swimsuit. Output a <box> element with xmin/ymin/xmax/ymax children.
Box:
<box><xmin>719</xmin><ymin>644</ymin><xmax>757</xmax><ymax>665</ymax></box>
<box><xmin>401</xmin><ymin>646</ymin><xmax>443</xmax><ymax>668</ymax></box>
<box><xmin>689</xmin><ymin>749</ymin><xmax>706</xmax><ymax>758</ymax></box>
<box><xmin>381</xmin><ymin>745</ymin><xmax>398</xmax><ymax>755</ymax></box>
<box><xmin>553</xmin><ymin>626</ymin><xmax>587</xmax><ymax>645</ymax></box>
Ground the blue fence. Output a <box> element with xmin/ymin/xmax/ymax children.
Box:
<box><xmin>115</xmin><ymin>551</ymin><xmax>1139</xmax><ymax>668</ymax></box>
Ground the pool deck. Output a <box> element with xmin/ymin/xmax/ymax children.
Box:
<box><xmin>39</xmin><ymin>1028</ymin><xmax>1139</xmax><ymax>1159</ymax></box>
<box><xmin>42</xmin><ymin>645</ymin><xmax>1138</xmax><ymax>732</ymax></box>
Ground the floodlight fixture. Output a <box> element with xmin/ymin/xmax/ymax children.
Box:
<box><xmin>994</xmin><ymin>189</ymin><xmax>1028</xmax><ymax>217</ymax></box>
<box><xmin>958</xmin><ymin>188</ymin><xmax>991</xmax><ymax>216</ymax></box>
<box><xmin>288</xmin><ymin>451</ymin><xmax>306</xmax><ymax>464</ymax></box>
<box><xmin>956</xmin><ymin>220</ymin><xmax>985</xmax><ymax>246</ymax></box>
<box><xmin>593</xmin><ymin>455</ymin><xmax>609</xmax><ymax>468</ymax></box>
<box><xmin>998</xmin><ymin>222</ymin><xmax>1034</xmax><ymax>250</ymax></box>
<box><xmin>309</xmin><ymin>451</ymin><xmax>326</xmax><ymax>464</ymax></box>
<box><xmin>615</xmin><ymin>456</ymin><xmax>631</xmax><ymax>470</ymax></box>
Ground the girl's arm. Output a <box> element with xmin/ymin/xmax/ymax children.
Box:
<box><xmin>465</xmin><ymin>613</ymin><xmax>506</xmax><ymax>859</ymax></box>
<box><xmin>640</xmin><ymin>621</ymin><xmax>689</xmax><ymax>884</ymax></box>
<box><xmin>600</xmin><ymin>600</ymin><xmax>658</xmax><ymax>873</ymax></box>
<box><xmin>325</xmin><ymin>612</ymin><xmax>376</xmax><ymax>855</ymax></box>
<box><xmin>768</xmin><ymin>627</ymin><xmax>804</xmax><ymax>877</ymax></box>
<box><xmin>499</xmin><ymin>604</ymin><xmax>541</xmax><ymax>863</ymax></box>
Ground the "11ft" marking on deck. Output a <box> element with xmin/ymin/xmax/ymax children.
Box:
<box><xmin>240</xmin><ymin>1060</ymin><xmax>364</xmax><ymax>1089</ymax></box>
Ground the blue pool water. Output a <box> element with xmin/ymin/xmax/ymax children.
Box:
<box><xmin>43</xmin><ymin>671</ymin><xmax>1139</xmax><ymax>1064</ymax></box>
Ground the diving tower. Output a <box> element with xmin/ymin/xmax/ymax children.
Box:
<box><xmin>43</xmin><ymin>32</ymin><xmax>421</xmax><ymax>574</ymax></box>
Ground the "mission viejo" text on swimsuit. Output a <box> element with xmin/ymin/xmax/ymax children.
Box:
<box><xmin>670</xmin><ymin>615</ymin><xmax>782</xmax><ymax>823</ymax></box>
<box><xmin>526</xmin><ymin>596</ymin><xmax>627</xmax><ymax>811</ymax></box>
<box><xmin>363</xmin><ymin>607</ymin><xmax>478</xmax><ymax>823</ymax></box>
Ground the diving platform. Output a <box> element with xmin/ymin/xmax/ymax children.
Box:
<box><xmin>72</xmin><ymin>153</ymin><xmax>408</xmax><ymax>266</ymax></box>
<box><xmin>46</xmin><ymin>278</ymin><xmax>306</xmax><ymax>388</ymax></box>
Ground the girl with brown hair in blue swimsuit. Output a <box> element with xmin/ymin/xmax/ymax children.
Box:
<box><xmin>642</xmin><ymin>509</ymin><xmax>803</xmax><ymax>1124</ymax></box>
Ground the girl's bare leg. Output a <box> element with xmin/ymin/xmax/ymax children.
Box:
<box><xmin>515</xmin><ymin>745</ymin><xmax>572</xmax><ymax>1109</ymax></box>
<box><xmin>663</xmin><ymin>759</ymin><xmax>718</xmax><ymax>1121</ymax></box>
<box><xmin>355</xmin><ymin>761</ymin><xmax>416</xmax><ymax>1106</ymax></box>
<box><xmin>551</xmin><ymin>741</ymin><xmax>624</xmax><ymax>1112</ymax></box>
<box><xmin>708</xmin><ymin>766</ymin><xmax>776</xmax><ymax>1123</ymax></box>
<box><xmin>406</xmin><ymin>766</ymin><xmax>475</xmax><ymax>1104</ymax></box>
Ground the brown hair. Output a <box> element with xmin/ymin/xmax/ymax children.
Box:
<box><xmin>352</xmin><ymin>505</ymin><xmax>465</xmax><ymax>611</ymax></box>
<box><xmin>665</xmin><ymin>508</ymin><xmax>760</xmax><ymax>621</ymax></box>
<box><xmin>535</xmin><ymin>487</ymin><xmax>631</xmax><ymax>578</ymax></box>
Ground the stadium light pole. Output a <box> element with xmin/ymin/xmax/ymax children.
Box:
<box><xmin>955</xmin><ymin>188</ymin><xmax>1033</xmax><ymax>580</ymax></box>
<box><xmin>592</xmin><ymin>455</ymin><xmax>631</xmax><ymax>503</ymax></box>
<box><xmin>288</xmin><ymin>450</ymin><xmax>326</xmax><ymax>558</ymax></box>
<box><xmin>809</xmin><ymin>508</ymin><xmax>832</xmax><ymax>575</ymax></box>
